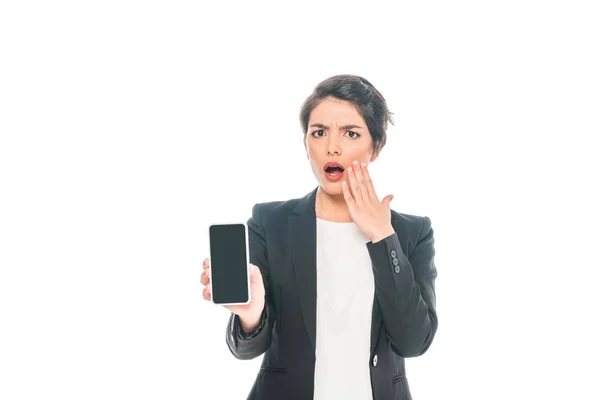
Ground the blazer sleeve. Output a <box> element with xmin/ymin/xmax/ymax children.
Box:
<box><xmin>366</xmin><ymin>216</ymin><xmax>438</xmax><ymax>358</ymax></box>
<box><xmin>225</xmin><ymin>203</ymin><xmax>276</xmax><ymax>360</ymax></box>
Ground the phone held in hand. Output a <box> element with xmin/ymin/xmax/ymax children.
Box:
<box><xmin>208</xmin><ymin>222</ymin><xmax>251</xmax><ymax>306</ymax></box>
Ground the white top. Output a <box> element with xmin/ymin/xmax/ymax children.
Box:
<box><xmin>313</xmin><ymin>217</ymin><xmax>375</xmax><ymax>400</ymax></box>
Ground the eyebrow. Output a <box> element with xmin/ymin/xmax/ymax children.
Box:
<box><xmin>309</xmin><ymin>123</ymin><xmax>364</xmax><ymax>130</ymax></box>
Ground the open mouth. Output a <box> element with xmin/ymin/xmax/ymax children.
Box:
<box><xmin>325</xmin><ymin>166</ymin><xmax>345</xmax><ymax>174</ymax></box>
<box><xmin>324</xmin><ymin>164</ymin><xmax>345</xmax><ymax>181</ymax></box>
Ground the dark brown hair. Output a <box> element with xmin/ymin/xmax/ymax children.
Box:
<box><xmin>299</xmin><ymin>74</ymin><xmax>394</xmax><ymax>157</ymax></box>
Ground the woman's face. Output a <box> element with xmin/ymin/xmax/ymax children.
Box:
<box><xmin>304</xmin><ymin>96</ymin><xmax>379</xmax><ymax>196</ymax></box>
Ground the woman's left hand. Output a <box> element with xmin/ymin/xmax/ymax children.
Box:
<box><xmin>342</xmin><ymin>160</ymin><xmax>396</xmax><ymax>243</ymax></box>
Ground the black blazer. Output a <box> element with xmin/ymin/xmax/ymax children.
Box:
<box><xmin>225</xmin><ymin>186</ymin><xmax>438</xmax><ymax>400</ymax></box>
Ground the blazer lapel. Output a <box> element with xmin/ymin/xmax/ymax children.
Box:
<box><xmin>288</xmin><ymin>186</ymin><xmax>400</xmax><ymax>355</ymax></box>
<box><xmin>289</xmin><ymin>186</ymin><xmax>319</xmax><ymax>353</ymax></box>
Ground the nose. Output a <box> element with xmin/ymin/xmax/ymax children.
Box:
<box><xmin>326</xmin><ymin>135</ymin><xmax>341</xmax><ymax>156</ymax></box>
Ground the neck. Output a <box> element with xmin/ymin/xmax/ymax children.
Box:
<box><xmin>316</xmin><ymin>186</ymin><xmax>352</xmax><ymax>222</ymax></box>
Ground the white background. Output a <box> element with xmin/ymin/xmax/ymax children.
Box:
<box><xmin>1</xmin><ymin>1</ymin><xmax>599</xmax><ymax>399</ymax></box>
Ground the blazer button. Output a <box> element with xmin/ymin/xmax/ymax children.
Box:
<box><xmin>392</xmin><ymin>258</ymin><xmax>399</xmax><ymax>266</ymax></box>
<box><xmin>390</xmin><ymin>250</ymin><xmax>397</xmax><ymax>258</ymax></box>
<box><xmin>372</xmin><ymin>354</ymin><xmax>378</xmax><ymax>367</ymax></box>
<box><xmin>394</xmin><ymin>265</ymin><xmax>400</xmax><ymax>273</ymax></box>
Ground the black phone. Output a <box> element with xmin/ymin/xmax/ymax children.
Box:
<box><xmin>208</xmin><ymin>222</ymin><xmax>250</xmax><ymax>305</ymax></box>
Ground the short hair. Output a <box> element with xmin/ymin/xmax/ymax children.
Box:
<box><xmin>299</xmin><ymin>74</ymin><xmax>394</xmax><ymax>157</ymax></box>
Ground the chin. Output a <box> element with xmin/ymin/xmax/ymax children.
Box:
<box><xmin>321</xmin><ymin>181</ymin><xmax>342</xmax><ymax>194</ymax></box>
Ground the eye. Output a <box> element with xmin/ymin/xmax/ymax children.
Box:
<box><xmin>310</xmin><ymin>130</ymin><xmax>361</xmax><ymax>138</ymax></box>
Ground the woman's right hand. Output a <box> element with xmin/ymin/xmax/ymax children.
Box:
<box><xmin>200</xmin><ymin>257</ymin><xmax>266</xmax><ymax>330</ymax></box>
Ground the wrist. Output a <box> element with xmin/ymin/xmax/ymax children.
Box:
<box><xmin>371</xmin><ymin>226</ymin><xmax>395</xmax><ymax>243</ymax></box>
<box><xmin>239</xmin><ymin>306</ymin><xmax>264</xmax><ymax>333</ymax></box>
<box><xmin>240</xmin><ymin>317</ymin><xmax>260</xmax><ymax>333</ymax></box>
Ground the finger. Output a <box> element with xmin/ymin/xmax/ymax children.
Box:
<box><xmin>249</xmin><ymin>264</ymin><xmax>262</xmax><ymax>283</ymax></box>
<box><xmin>353</xmin><ymin>161</ymin><xmax>368</xmax><ymax>203</ymax></box>
<box><xmin>202</xmin><ymin>285</ymin><xmax>212</xmax><ymax>301</ymax></box>
<box><xmin>203</xmin><ymin>258</ymin><xmax>210</xmax><ymax>270</ymax></box>
<box><xmin>200</xmin><ymin>268</ymin><xmax>210</xmax><ymax>286</ymax></box>
<box><xmin>347</xmin><ymin>165</ymin><xmax>363</xmax><ymax>206</ymax></box>
<box><xmin>361</xmin><ymin>162</ymin><xmax>379</xmax><ymax>202</ymax></box>
<box><xmin>341</xmin><ymin>180</ymin><xmax>356</xmax><ymax>211</ymax></box>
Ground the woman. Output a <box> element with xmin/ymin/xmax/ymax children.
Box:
<box><xmin>200</xmin><ymin>74</ymin><xmax>438</xmax><ymax>400</ymax></box>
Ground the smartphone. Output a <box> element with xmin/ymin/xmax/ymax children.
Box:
<box><xmin>208</xmin><ymin>222</ymin><xmax>251</xmax><ymax>305</ymax></box>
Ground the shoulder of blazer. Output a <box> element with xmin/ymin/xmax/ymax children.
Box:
<box><xmin>253</xmin><ymin>198</ymin><xmax>301</xmax><ymax>226</ymax></box>
<box><xmin>391</xmin><ymin>209</ymin><xmax>432</xmax><ymax>255</ymax></box>
<box><xmin>391</xmin><ymin>209</ymin><xmax>426</xmax><ymax>228</ymax></box>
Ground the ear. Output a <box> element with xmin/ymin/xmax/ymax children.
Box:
<box><xmin>304</xmin><ymin>136</ymin><xmax>309</xmax><ymax>160</ymax></box>
<box><xmin>369</xmin><ymin>151</ymin><xmax>379</xmax><ymax>163</ymax></box>
<box><xmin>369</xmin><ymin>144</ymin><xmax>380</xmax><ymax>163</ymax></box>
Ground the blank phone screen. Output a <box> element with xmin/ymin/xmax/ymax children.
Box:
<box><xmin>209</xmin><ymin>223</ymin><xmax>249</xmax><ymax>304</ymax></box>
